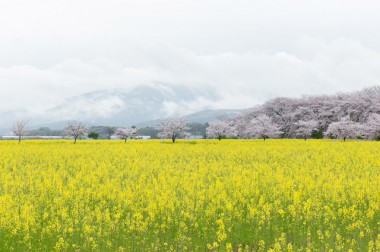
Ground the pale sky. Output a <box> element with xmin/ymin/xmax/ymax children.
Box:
<box><xmin>1</xmin><ymin>0</ymin><xmax>380</xmax><ymax>121</ymax></box>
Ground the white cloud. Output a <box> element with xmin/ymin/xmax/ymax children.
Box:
<box><xmin>47</xmin><ymin>96</ymin><xmax>126</xmax><ymax>121</ymax></box>
<box><xmin>1</xmin><ymin>0</ymin><xmax>380</xmax><ymax>126</ymax></box>
<box><xmin>1</xmin><ymin>37</ymin><xmax>380</xmax><ymax>123</ymax></box>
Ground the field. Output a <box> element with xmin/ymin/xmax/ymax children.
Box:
<box><xmin>0</xmin><ymin>140</ymin><xmax>379</xmax><ymax>251</ymax></box>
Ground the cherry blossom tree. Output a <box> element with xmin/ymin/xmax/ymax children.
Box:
<box><xmin>229</xmin><ymin>87</ymin><xmax>380</xmax><ymax>139</ymax></box>
<box><xmin>116</xmin><ymin>126</ymin><xmax>137</xmax><ymax>143</ymax></box>
<box><xmin>64</xmin><ymin>121</ymin><xmax>88</xmax><ymax>144</ymax></box>
<box><xmin>324</xmin><ymin>117</ymin><xmax>363</xmax><ymax>141</ymax></box>
<box><xmin>365</xmin><ymin>113</ymin><xmax>380</xmax><ymax>139</ymax></box>
<box><xmin>157</xmin><ymin>118</ymin><xmax>190</xmax><ymax>143</ymax></box>
<box><xmin>245</xmin><ymin>115</ymin><xmax>282</xmax><ymax>141</ymax></box>
<box><xmin>232</xmin><ymin>115</ymin><xmax>251</xmax><ymax>139</ymax></box>
<box><xmin>295</xmin><ymin>120</ymin><xmax>319</xmax><ymax>140</ymax></box>
<box><xmin>11</xmin><ymin>120</ymin><xmax>29</xmax><ymax>143</ymax></box>
<box><xmin>259</xmin><ymin>97</ymin><xmax>298</xmax><ymax>136</ymax></box>
<box><xmin>206</xmin><ymin>120</ymin><xmax>236</xmax><ymax>140</ymax></box>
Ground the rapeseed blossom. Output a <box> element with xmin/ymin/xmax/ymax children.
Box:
<box><xmin>0</xmin><ymin>139</ymin><xmax>379</xmax><ymax>250</ymax></box>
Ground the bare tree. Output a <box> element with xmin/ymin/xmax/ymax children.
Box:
<box><xmin>245</xmin><ymin>115</ymin><xmax>282</xmax><ymax>141</ymax></box>
<box><xmin>12</xmin><ymin>120</ymin><xmax>29</xmax><ymax>143</ymax></box>
<box><xmin>64</xmin><ymin>121</ymin><xmax>88</xmax><ymax>144</ymax></box>
<box><xmin>295</xmin><ymin>120</ymin><xmax>319</xmax><ymax>140</ymax></box>
<box><xmin>115</xmin><ymin>126</ymin><xmax>137</xmax><ymax>143</ymax></box>
<box><xmin>157</xmin><ymin>118</ymin><xmax>190</xmax><ymax>143</ymax></box>
<box><xmin>206</xmin><ymin>120</ymin><xmax>236</xmax><ymax>140</ymax></box>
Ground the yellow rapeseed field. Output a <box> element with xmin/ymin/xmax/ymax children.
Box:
<box><xmin>0</xmin><ymin>139</ymin><xmax>379</xmax><ymax>251</ymax></box>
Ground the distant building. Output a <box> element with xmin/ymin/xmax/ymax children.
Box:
<box><xmin>188</xmin><ymin>135</ymin><xmax>204</xmax><ymax>139</ymax></box>
<box><xmin>135</xmin><ymin>135</ymin><xmax>151</xmax><ymax>139</ymax></box>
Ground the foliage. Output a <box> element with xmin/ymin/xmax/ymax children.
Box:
<box><xmin>25</xmin><ymin>127</ymin><xmax>63</xmax><ymax>137</ymax></box>
<box><xmin>136</xmin><ymin>127</ymin><xmax>159</xmax><ymax>138</ymax></box>
<box><xmin>0</xmin><ymin>140</ymin><xmax>379</xmax><ymax>251</ymax></box>
<box><xmin>88</xmin><ymin>132</ymin><xmax>99</xmax><ymax>139</ymax></box>
<box><xmin>86</xmin><ymin>126</ymin><xmax>123</xmax><ymax>139</ymax></box>
<box><xmin>295</xmin><ymin>120</ymin><xmax>319</xmax><ymax>140</ymax></box>
<box><xmin>187</xmin><ymin>122</ymin><xmax>208</xmax><ymax>138</ymax></box>
<box><xmin>311</xmin><ymin>128</ymin><xmax>324</xmax><ymax>139</ymax></box>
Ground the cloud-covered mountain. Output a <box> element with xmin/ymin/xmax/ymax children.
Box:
<box><xmin>136</xmin><ymin>108</ymin><xmax>245</xmax><ymax>127</ymax></box>
<box><xmin>22</xmin><ymin>83</ymin><xmax>241</xmax><ymax>129</ymax></box>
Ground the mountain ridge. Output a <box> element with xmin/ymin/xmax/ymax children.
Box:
<box><xmin>0</xmin><ymin>83</ymin><xmax>244</xmax><ymax>132</ymax></box>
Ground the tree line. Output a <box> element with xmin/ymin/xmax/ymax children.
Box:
<box><xmin>225</xmin><ymin>86</ymin><xmax>380</xmax><ymax>141</ymax></box>
<box><xmin>8</xmin><ymin>87</ymin><xmax>380</xmax><ymax>143</ymax></box>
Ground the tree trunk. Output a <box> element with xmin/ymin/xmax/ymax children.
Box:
<box><xmin>172</xmin><ymin>136</ymin><xmax>175</xmax><ymax>143</ymax></box>
<box><xmin>218</xmin><ymin>135</ymin><xmax>221</xmax><ymax>141</ymax></box>
<box><xmin>18</xmin><ymin>135</ymin><xmax>21</xmax><ymax>143</ymax></box>
<box><xmin>74</xmin><ymin>137</ymin><xmax>77</xmax><ymax>144</ymax></box>
<box><xmin>124</xmin><ymin>139</ymin><xmax>127</xmax><ymax>143</ymax></box>
<box><xmin>304</xmin><ymin>135</ymin><xmax>307</xmax><ymax>141</ymax></box>
<box><xmin>263</xmin><ymin>137</ymin><xmax>266</xmax><ymax>142</ymax></box>
<box><xmin>343</xmin><ymin>137</ymin><xmax>346</xmax><ymax>142</ymax></box>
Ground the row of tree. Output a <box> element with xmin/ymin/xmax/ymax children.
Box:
<box><xmin>207</xmin><ymin>87</ymin><xmax>380</xmax><ymax>141</ymax></box>
<box><xmin>9</xmin><ymin>87</ymin><xmax>380</xmax><ymax>143</ymax></box>
<box><xmin>63</xmin><ymin>119</ymin><xmax>200</xmax><ymax>143</ymax></box>
<box><xmin>206</xmin><ymin>114</ymin><xmax>380</xmax><ymax>141</ymax></box>
<box><xmin>63</xmin><ymin>122</ymin><xmax>139</xmax><ymax>144</ymax></box>
<box><xmin>10</xmin><ymin>113</ymin><xmax>380</xmax><ymax>143</ymax></box>
<box><xmin>10</xmin><ymin>119</ymin><xmax>195</xmax><ymax>143</ymax></box>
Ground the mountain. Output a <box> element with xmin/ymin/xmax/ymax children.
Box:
<box><xmin>33</xmin><ymin>83</ymin><xmax>244</xmax><ymax>129</ymax></box>
<box><xmin>183</xmin><ymin>109</ymin><xmax>246</xmax><ymax>123</ymax></box>
<box><xmin>136</xmin><ymin>109</ymin><xmax>245</xmax><ymax>127</ymax></box>
<box><xmin>0</xmin><ymin>83</ymin><xmax>247</xmax><ymax>134</ymax></box>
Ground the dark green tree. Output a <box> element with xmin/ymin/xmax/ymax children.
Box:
<box><xmin>88</xmin><ymin>132</ymin><xmax>99</xmax><ymax>139</ymax></box>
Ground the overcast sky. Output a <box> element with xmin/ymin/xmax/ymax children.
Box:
<box><xmin>1</xmin><ymin>0</ymin><xmax>380</xmax><ymax>120</ymax></box>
